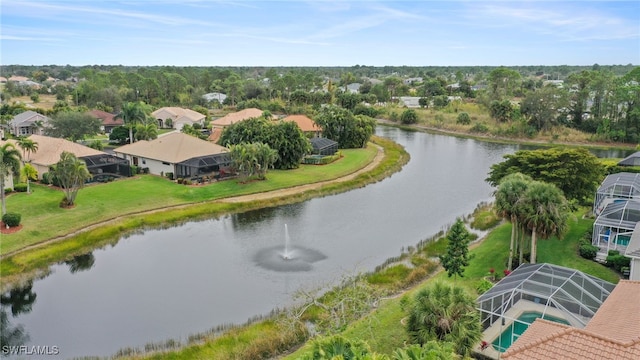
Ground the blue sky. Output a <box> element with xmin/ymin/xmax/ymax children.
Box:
<box><xmin>1</xmin><ymin>1</ymin><xmax>639</xmax><ymax>66</ymax></box>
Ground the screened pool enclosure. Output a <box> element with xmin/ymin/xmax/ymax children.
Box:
<box><xmin>309</xmin><ymin>137</ymin><xmax>338</xmax><ymax>156</ymax></box>
<box><xmin>592</xmin><ymin>200</ymin><xmax>640</xmax><ymax>251</ymax></box>
<box><xmin>81</xmin><ymin>154</ymin><xmax>131</xmax><ymax>181</ymax></box>
<box><xmin>593</xmin><ymin>172</ymin><xmax>640</xmax><ymax>216</ymax></box>
<box><xmin>477</xmin><ymin>263</ymin><xmax>615</xmax><ymax>333</ymax></box>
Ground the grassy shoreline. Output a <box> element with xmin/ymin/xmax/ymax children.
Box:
<box><xmin>0</xmin><ymin>136</ymin><xmax>409</xmax><ymax>288</ymax></box>
<box><xmin>378</xmin><ymin>119</ymin><xmax>637</xmax><ymax>151</ymax></box>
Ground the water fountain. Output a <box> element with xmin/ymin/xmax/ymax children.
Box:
<box><xmin>282</xmin><ymin>224</ymin><xmax>292</xmax><ymax>260</ymax></box>
<box><xmin>254</xmin><ymin>224</ymin><xmax>327</xmax><ymax>272</ymax></box>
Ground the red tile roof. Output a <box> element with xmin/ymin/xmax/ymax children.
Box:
<box><xmin>282</xmin><ymin>115</ymin><xmax>321</xmax><ymax>132</ymax></box>
<box><xmin>503</xmin><ymin>280</ymin><xmax>640</xmax><ymax>360</ymax></box>
<box><xmin>89</xmin><ymin>109</ymin><xmax>123</xmax><ymax>126</ymax></box>
<box><xmin>211</xmin><ymin>108</ymin><xmax>266</xmax><ymax>127</ymax></box>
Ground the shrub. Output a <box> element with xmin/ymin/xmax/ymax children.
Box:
<box><xmin>183</xmin><ymin>179</ymin><xmax>192</xmax><ymax>185</ymax></box>
<box><xmin>400</xmin><ymin>109</ymin><xmax>418</xmax><ymax>124</ymax></box>
<box><xmin>353</xmin><ymin>104</ymin><xmax>378</xmax><ymax>118</ymax></box>
<box><xmin>4</xmin><ymin>188</ymin><xmax>13</xmax><ymax>194</ymax></box>
<box><xmin>456</xmin><ymin>112</ymin><xmax>471</xmax><ymax>125</ymax></box>
<box><xmin>2</xmin><ymin>212</ymin><xmax>21</xmax><ymax>227</ymax></box>
<box><xmin>176</xmin><ymin>178</ymin><xmax>184</xmax><ymax>184</ymax></box>
<box><xmin>41</xmin><ymin>172</ymin><xmax>51</xmax><ymax>185</ymax></box>
<box><xmin>14</xmin><ymin>183</ymin><xmax>28</xmax><ymax>192</ymax></box>
<box><xmin>578</xmin><ymin>243</ymin><xmax>599</xmax><ymax>260</ymax></box>
<box><xmin>130</xmin><ymin>165</ymin><xmax>139</xmax><ymax>175</ymax></box>
<box><xmin>476</xmin><ymin>278</ymin><xmax>494</xmax><ymax>294</ymax></box>
<box><xmin>165</xmin><ymin>172</ymin><xmax>174</xmax><ymax>180</ymax></box>
<box><xmin>470</xmin><ymin>122</ymin><xmax>489</xmax><ymax>133</ymax></box>
<box><xmin>606</xmin><ymin>254</ymin><xmax>631</xmax><ymax>272</ymax></box>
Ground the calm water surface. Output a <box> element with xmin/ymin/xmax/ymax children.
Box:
<box><xmin>2</xmin><ymin>128</ymin><xmax>629</xmax><ymax>359</ymax></box>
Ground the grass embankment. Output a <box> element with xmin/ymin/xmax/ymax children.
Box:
<box><xmin>283</xmin><ymin>209</ymin><xmax>619</xmax><ymax>358</ymax></box>
<box><xmin>1</xmin><ymin>136</ymin><xmax>408</xmax><ymax>285</ymax></box>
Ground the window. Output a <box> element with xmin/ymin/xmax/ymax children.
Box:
<box><xmin>162</xmin><ymin>162</ymin><xmax>170</xmax><ymax>165</ymax></box>
<box><xmin>142</xmin><ymin>160</ymin><xmax>146</xmax><ymax>165</ymax></box>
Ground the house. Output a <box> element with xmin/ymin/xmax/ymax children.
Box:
<box><xmin>624</xmin><ymin>225</ymin><xmax>640</xmax><ymax>280</ymax></box>
<box><xmin>403</xmin><ymin>77</ymin><xmax>423</xmax><ymax>85</ymax></box>
<box><xmin>0</xmin><ymin>77</ymin><xmax>7</xmax><ymax>83</ymax></box>
<box><xmin>476</xmin><ymin>263</ymin><xmax>615</xmax><ymax>358</ymax></box>
<box><xmin>346</xmin><ymin>83</ymin><xmax>361</xmax><ymax>94</ymax></box>
<box><xmin>618</xmin><ymin>151</ymin><xmax>640</xmax><ymax>166</ymax></box>
<box><xmin>202</xmin><ymin>92</ymin><xmax>227</xmax><ymax>104</ymax></box>
<box><xmin>209</xmin><ymin>108</ymin><xmax>268</xmax><ymax>143</ymax></box>
<box><xmin>592</xmin><ymin>200</ymin><xmax>640</xmax><ymax>259</ymax></box>
<box><xmin>593</xmin><ymin>172</ymin><xmax>640</xmax><ymax>216</ymax></box>
<box><xmin>281</xmin><ymin>115</ymin><xmax>322</xmax><ymax>138</ymax></box>
<box><xmin>88</xmin><ymin>110</ymin><xmax>123</xmax><ymax>134</ymax></box>
<box><xmin>151</xmin><ymin>107</ymin><xmax>206</xmax><ymax>130</ymax></box>
<box><xmin>113</xmin><ymin>132</ymin><xmax>230</xmax><ymax>179</ymax></box>
<box><xmin>8</xmin><ymin>75</ymin><xmax>28</xmax><ymax>82</ymax></box>
<box><xmin>9</xmin><ymin>111</ymin><xmax>50</xmax><ymax>136</ymax></box>
<box><xmin>210</xmin><ymin>108</ymin><xmax>266</xmax><ymax>127</ymax></box>
<box><xmin>399</xmin><ymin>97</ymin><xmax>421</xmax><ymax>108</ymax></box>
<box><xmin>0</xmin><ymin>135</ymin><xmax>130</xmax><ymax>180</ymax></box>
<box><xmin>501</xmin><ymin>280</ymin><xmax>640</xmax><ymax>360</ymax></box>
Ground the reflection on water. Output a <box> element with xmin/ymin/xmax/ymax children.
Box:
<box><xmin>1</xmin><ymin>282</ymin><xmax>35</xmax><ymax>348</ymax></box>
<box><xmin>64</xmin><ymin>253</ymin><xmax>96</xmax><ymax>274</ymax></box>
<box><xmin>4</xmin><ymin>127</ymin><xmax>629</xmax><ymax>359</ymax></box>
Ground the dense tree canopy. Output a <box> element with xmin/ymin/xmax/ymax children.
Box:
<box><xmin>486</xmin><ymin>147</ymin><xmax>604</xmax><ymax>204</ymax></box>
<box><xmin>314</xmin><ymin>105</ymin><xmax>376</xmax><ymax>148</ymax></box>
<box><xmin>520</xmin><ymin>85</ymin><xmax>568</xmax><ymax>131</ymax></box>
<box><xmin>219</xmin><ymin>117</ymin><xmax>311</xmax><ymax>169</ymax></box>
<box><xmin>46</xmin><ymin>111</ymin><xmax>101</xmax><ymax>141</ymax></box>
<box><xmin>3</xmin><ymin>64</ymin><xmax>640</xmax><ymax>143</ymax></box>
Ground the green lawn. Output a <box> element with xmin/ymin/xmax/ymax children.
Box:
<box><xmin>2</xmin><ymin>146</ymin><xmax>377</xmax><ymax>255</ymax></box>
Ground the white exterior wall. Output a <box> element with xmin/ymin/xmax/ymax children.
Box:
<box><xmin>138</xmin><ymin>158</ymin><xmax>173</xmax><ymax>176</ymax></box>
<box><xmin>114</xmin><ymin>152</ymin><xmax>174</xmax><ymax>176</ymax></box>
<box><xmin>4</xmin><ymin>173</ymin><xmax>14</xmax><ymax>190</ymax></box>
<box><xmin>630</xmin><ymin>258</ymin><xmax>640</xmax><ymax>281</ymax></box>
<box><xmin>33</xmin><ymin>163</ymin><xmax>49</xmax><ymax>180</ymax></box>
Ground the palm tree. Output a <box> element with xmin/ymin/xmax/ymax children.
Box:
<box><xmin>50</xmin><ymin>152</ymin><xmax>92</xmax><ymax>207</ymax></box>
<box><xmin>134</xmin><ymin>121</ymin><xmax>158</xmax><ymax>141</ymax></box>
<box><xmin>21</xmin><ymin>164</ymin><xmax>37</xmax><ymax>194</ymax></box>
<box><xmin>393</xmin><ymin>342</ymin><xmax>459</xmax><ymax>360</ymax></box>
<box><xmin>115</xmin><ymin>102</ymin><xmax>148</xmax><ymax>144</ymax></box>
<box><xmin>517</xmin><ymin>181</ymin><xmax>570</xmax><ymax>264</ymax></box>
<box><xmin>253</xmin><ymin>142</ymin><xmax>278</xmax><ymax>180</ymax></box>
<box><xmin>405</xmin><ymin>282</ymin><xmax>482</xmax><ymax>357</ymax></box>
<box><xmin>16</xmin><ymin>137</ymin><xmax>38</xmax><ymax>194</ymax></box>
<box><xmin>304</xmin><ymin>335</ymin><xmax>372</xmax><ymax>360</ymax></box>
<box><xmin>0</xmin><ymin>143</ymin><xmax>22</xmax><ymax>215</ymax></box>
<box><xmin>494</xmin><ymin>173</ymin><xmax>532</xmax><ymax>270</ymax></box>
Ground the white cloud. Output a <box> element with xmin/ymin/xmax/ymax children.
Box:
<box><xmin>468</xmin><ymin>2</ymin><xmax>639</xmax><ymax>42</ymax></box>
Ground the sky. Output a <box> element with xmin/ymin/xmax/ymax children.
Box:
<box><xmin>1</xmin><ymin>0</ymin><xmax>639</xmax><ymax>67</ymax></box>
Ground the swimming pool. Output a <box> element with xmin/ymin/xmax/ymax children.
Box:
<box><xmin>492</xmin><ymin>311</ymin><xmax>570</xmax><ymax>352</ymax></box>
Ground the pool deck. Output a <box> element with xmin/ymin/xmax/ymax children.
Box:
<box><xmin>476</xmin><ymin>299</ymin><xmax>586</xmax><ymax>359</ymax></box>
